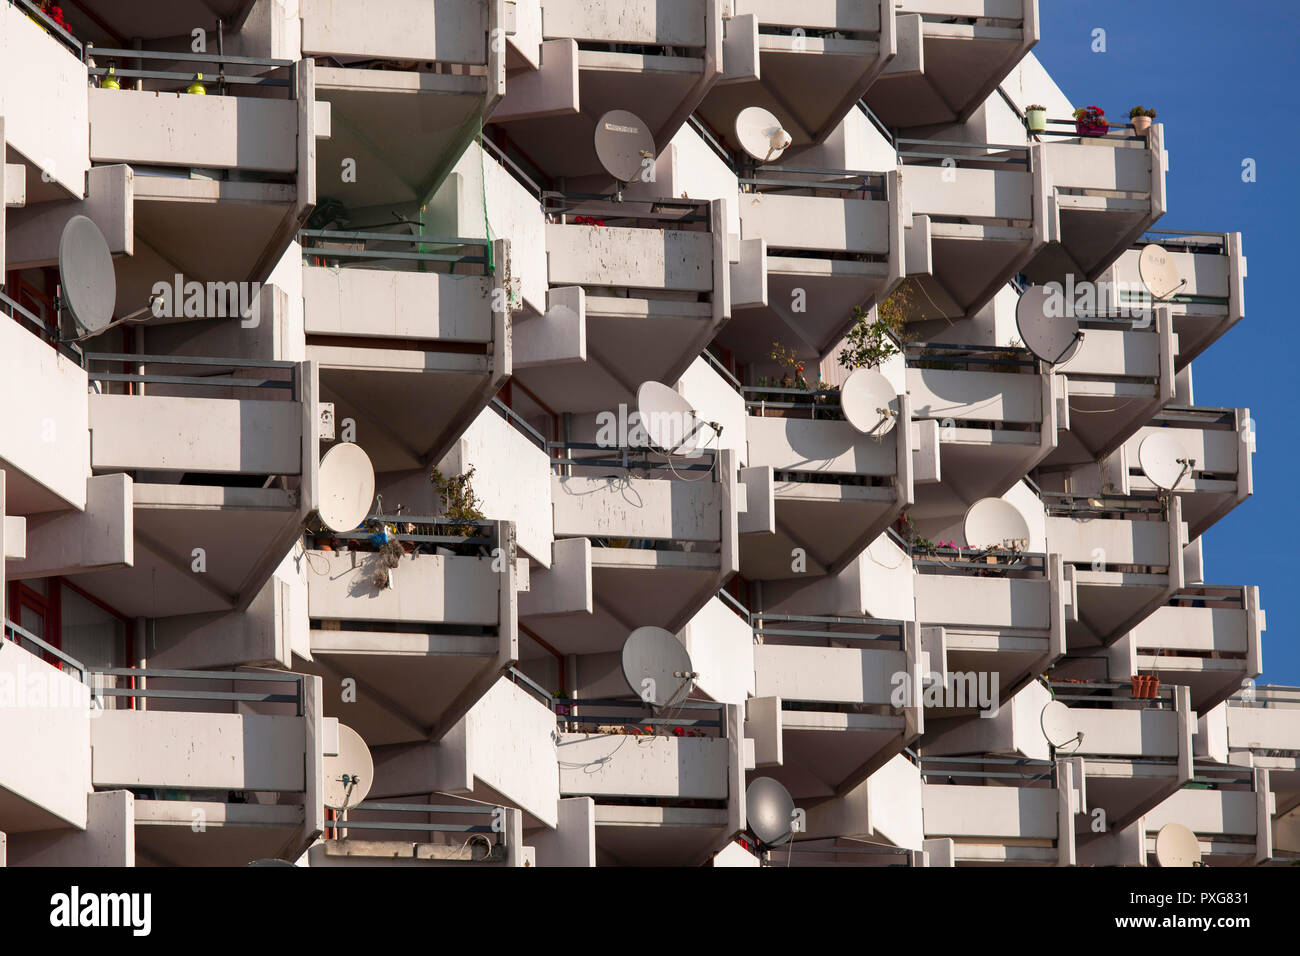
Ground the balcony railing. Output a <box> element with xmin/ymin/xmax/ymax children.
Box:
<box><xmin>1031</xmin><ymin>117</ymin><xmax>1147</xmax><ymax>143</ymax></box>
<box><xmin>298</xmin><ymin>229</ymin><xmax>493</xmax><ymax>275</ymax></box>
<box><xmin>738</xmin><ymin>165</ymin><xmax>888</xmax><ymax>200</ymax></box>
<box><xmin>314</xmin><ymin>514</ymin><xmax>496</xmax><ymax>553</ymax></box>
<box><xmin>548</xmin><ymin>441</ymin><xmax>717</xmax><ymax>476</ymax></box>
<box><xmin>89</xmin><ymin>667</ymin><xmax>306</xmax><ymax>714</ymax></box>
<box><xmin>897</xmin><ymin>138</ymin><xmax>1030</xmax><ymax>169</ymax></box>
<box><xmin>0</xmin><ymin>289</ymin><xmax>82</xmax><ymax>363</ymax></box>
<box><xmin>324</xmin><ymin>801</ymin><xmax>506</xmax><ymax>858</ymax></box>
<box><xmin>8</xmin><ymin>0</ymin><xmax>81</xmax><ymax>57</ymax></box>
<box><xmin>85</xmin><ymin>46</ymin><xmax>296</xmax><ymax>97</ymax></box>
<box><xmin>2</xmin><ymin>618</ymin><xmax>87</xmax><ymax>681</ymax></box>
<box><xmin>905</xmin><ymin>341</ymin><xmax>1036</xmax><ymax>373</ymax></box>
<box><xmin>84</xmin><ymin>353</ymin><xmax>298</xmax><ymax>398</ymax></box>
<box><xmin>752</xmin><ymin>611</ymin><xmax>904</xmax><ymax>646</ymax></box>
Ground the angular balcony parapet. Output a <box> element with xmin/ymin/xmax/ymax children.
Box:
<box><xmin>1112</xmin><ymin>405</ymin><xmax>1253</xmax><ymax>540</ymax></box>
<box><xmin>1102</xmin><ymin>229</ymin><xmax>1246</xmax><ymax>369</ymax></box>
<box><xmin>864</xmin><ymin>0</ymin><xmax>1039</xmax><ymax>131</ymax></box>
<box><xmin>300</xmin><ymin>0</ymin><xmax>499</xmax><ymax>67</ymax></box>
<box><xmin>740</xmin><ymin>386</ymin><xmax>912</xmax><ymax>579</ymax></box>
<box><xmin>1143</xmin><ymin>764</ymin><xmax>1274</xmax><ymax>867</ymax></box>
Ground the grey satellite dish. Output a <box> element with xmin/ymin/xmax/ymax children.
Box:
<box><xmin>323</xmin><ymin>724</ymin><xmax>373</xmax><ymax>811</ymax></box>
<box><xmin>735</xmin><ymin>106</ymin><xmax>792</xmax><ymax>163</ymax></box>
<box><xmin>636</xmin><ymin>381</ymin><xmax>713</xmax><ymax>455</ymax></box>
<box><xmin>1154</xmin><ymin>822</ymin><xmax>1202</xmax><ymax>868</ymax></box>
<box><xmin>1040</xmin><ymin>700</ymin><xmax>1080</xmax><ymax>750</ymax></box>
<box><xmin>317</xmin><ymin>442</ymin><xmax>376</xmax><ymax>533</ymax></box>
<box><xmin>1138</xmin><ymin>432</ymin><xmax>1191</xmax><ymax>490</ymax></box>
<box><xmin>594</xmin><ymin>110</ymin><xmax>655</xmax><ymax>184</ymax></box>
<box><xmin>746</xmin><ymin>777</ymin><xmax>797</xmax><ymax>848</ymax></box>
<box><xmin>1016</xmin><ymin>284</ymin><xmax>1081</xmax><ymax>365</ymax></box>
<box><xmin>962</xmin><ymin>497</ymin><xmax>1031</xmax><ymax>550</ymax></box>
<box><xmin>621</xmin><ymin>626</ymin><xmax>696</xmax><ymax>708</ymax></box>
<box><xmin>841</xmin><ymin>368</ymin><xmax>898</xmax><ymax>436</ymax></box>
<box><xmin>58</xmin><ymin>215</ymin><xmax>117</xmax><ymax>337</ymax></box>
<box><xmin>1138</xmin><ymin>243</ymin><xmax>1185</xmax><ymax>300</ymax></box>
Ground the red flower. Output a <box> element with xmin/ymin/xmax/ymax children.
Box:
<box><xmin>672</xmin><ymin>727</ymin><xmax>685</xmax><ymax>737</ymax></box>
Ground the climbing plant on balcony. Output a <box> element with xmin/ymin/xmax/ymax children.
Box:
<box><xmin>430</xmin><ymin>465</ymin><xmax>486</xmax><ymax>538</ymax></box>
<box><xmin>838</xmin><ymin>280</ymin><xmax>914</xmax><ymax>370</ymax></box>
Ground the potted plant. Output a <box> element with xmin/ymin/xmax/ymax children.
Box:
<box><xmin>1129</xmin><ymin>105</ymin><xmax>1156</xmax><ymax>134</ymax></box>
<box><xmin>1025</xmin><ymin>104</ymin><xmax>1047</xmax><ymax>133</ymax></box>
<box><xmin>1073</xmin><ymin>105</ymin><xmax>1109</xmax><ymax>137</ymax></box>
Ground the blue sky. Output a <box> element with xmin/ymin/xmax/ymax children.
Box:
<box><xmin>1035</xmin><ymin>1</ymin><xmax>1299</xmax><ymax>683</ymax></box>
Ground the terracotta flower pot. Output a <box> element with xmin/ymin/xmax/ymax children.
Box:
<box><xmin>1131</xmin><ymin>116</ymin><xmax>1152</xmax><ymax>134</ymax></box>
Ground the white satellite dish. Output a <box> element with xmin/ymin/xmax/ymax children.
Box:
<box><xmin>1040</xmin><ymin>700</ymin><xmax>1080</xmax><ymax>750</ymax></box>
<box><xmin>323</xmin><ymin>724</ymin><xmax>373</xmax><ymax>811</ymax></box>
<box><xmin>1154</xmin><ymin>822</ymin><xmax>1202</xmax><ymax>868</ymax></box>
<box><xmin>735</xmin><ymin>106</ymin><xmax>792</xmax><ymax>163</ymax></box>
<box><xmin>58</xmin><ymin>215</ymin><xmax>117</xmax><ymax>337</ymax></box>
<box><xmin>1015</xmin><ymin>284</ymin><xmax>1082</xmax><ymax>365</ymax></box>
<box><xmin>1138</xmin><ymin>432</ymin><xmax>1191</xmax><ymax>490</ymax></box>
<box><xmin>746</xmin><ymin>777</ymin><xmax>797</xmax><ymax>848</ymax></box>
<box><xmin>317</xmin><ymin>441</ymin><xmax>376</xmax><ymax>533</ymax></box>
<box><xmin>1138</xmin><ymin>243</ymin><xmax>1185</xmax><ymax>300</ymax></box>
<box><xmin>636</xmin><ymin>381</ymin><xmax>713</xmax><ymax>455</ymax></box>
<box><xmin>621</xmin><ymin>626</ymin><xmax>696</xmax><ymax>708</ymax></box>
<box><xmin>841</xmin><ymin>368</ymin><xmax>898</xmax><ymax>437</ymax></box>
<box><xmin>962</xmin><ymin>497</ymin><xmax>1031</xmax><ymax>550</ymax></box>
<box><xmin>594</xmin><ymin>109</ymin><xmax>655</xmax><ymax>184</ymax></box>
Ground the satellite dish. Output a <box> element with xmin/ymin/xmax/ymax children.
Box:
<box><xmin>1138</xmin><ymin>432</ymin><xmax>1191</xmax><ymax>490</ymax></box>
<box><xmin>636</xmin><ymin>381</ymin><xmax>713</xmax><ymax>455</ymax></box>
<box><xmin>58</xmin><ymin>215</ymin><xmax>117</xmax><ymax>337</ymax></box>
<box><xmin>746</xmin><ymin>777</ymin><xmax>796</xmax><ymax>848</ymax></box>
<box><xmin>841</xmin><ymin>368</ymin><xmax>898</xmax><ymax>436</ymax></box>
<box><xmin>1040</xmin><ymin>700</ymin><xmax>1080</xmax><ymax>750</ymax></box>
<box><xmin>1154</xmin><ymin>823</ymin><xmax>1202</xmax><ymax>868</ymax></box>
<box><xmin>962</xmin><ymin>497</ymin><xmax>1031</xmax><ymax>550</ymax></box>
<box><xmin>621</xmin><ymin>626</ymin><xmax>696</xmax><ymax>708</ymax></box>
<box><xmin>1016</xmin><ymin>284</ymin><xmax>1081</xmax><ymax>365</ymax></box>
<box><xmin>735</xmin><ymin>106</ymin><xmax>792</xmax><ymax>163</ymax></box>
<box><xmin>317</xmin><ymin>442</ymin><xmax>376</xmax><ymax>533</ymax></box>
<box><xmin>1138</xmin><ymin>243</ymin><xmax>1185</xmax><ymax>300</ymax></box>
<box><xmin>323</xmin><ymin>724</ymin><xmax>373</xmax><ymax>811</ymax></box>
<box><xmin>594</xmin><ymin>110</ymin><xmax>655</xmax><ymax>184</ymax></box>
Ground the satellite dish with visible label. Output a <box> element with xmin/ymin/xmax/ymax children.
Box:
<box><xmin>1138</xmin><ymin>243</ymin><xmax>1185</xmax><ymax>300</ymax></box>
<box><xmin>317</xmin><ymin>441</ymin><xmax>376</xmax><ymax>533</ymax></box>
<box><xmin>841</xmin><ymin>368</ymin><xmax>898</xmax><ymax>437</ymax></box>
<box><xmin>735</xmin><ymin>106</ymin><xmax>792</xmax><ymax>163</ymax></box>
<box><xmin>594</xmin><ymin>110</ymin><xmax>655</xmax><ymax>183</ymax></box>
<box><xmin>621</xmin><ymin>626</ymin><xmax>695</xmax><ymax>708</ymax></box>
<box><xmin>58</xmin><ymin>215</ymin><xmax>117</xmax><ymax>337</ymax></box>
<box><xmin>636</xmin><ymin>381</ymin><xmax>713</xmax><ymax>455</ymax></box>
<box><xmin>1016</xmin><ymin>284</ymin><xmax>1081</xmax><ymax>365</ymax></box>
<box><xmin>323</xmin><ymin>724</ymin><xmax>373</xmax><ymax>811</ymax></box>
<box><xmin>1154</xmin><ymin>822</ymin><xmax>1202</xmax><ymax>868</ymax></box>
<box><xmin>1040</xmin><ymin>700</ymin><xmax>1079</xmax><ymax>750</ymax></box>
<box><xmin>1138</xmin><ymin>432</ymin><xmax>1190</xmax><ymax>490</ymax></box>
<box><xmin>746</xmin><ymin>777</ymin><xmax>796</xmax><ymax>848</ymax></box>
<box><xmin>963</xmin><ymin>497</ymin><xmax>1031</xmax><ymax>550</ymax></box>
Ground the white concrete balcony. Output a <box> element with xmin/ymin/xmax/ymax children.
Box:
<box><xmin>301</xmin><ymin>232</ymin><xmax>510</xmax><ymax>471</ymax></box>
<box><xmin>900</xmin><ymin>139</ymin><xmax>1043</xmax><ymax>323</ymax></box>
<box><xmin>747</xmin><ymin>613</ymin><xmax>923</xmax><ymax>799</ymax></box>
<box><xmin>1102</xmin><ymin>230</ymin><xmax>1246</xmax><ymax>369</ymax></box>
<box><xmin>513</xmin><ymin>197</ymin><xmax>726</xmax><ymax>415</ymax></box>
<box><xmin>905</xmin><ymin>343</ymin><xmax>1056</xmax><ymax>519</ymax></box>
<box><xmin>1025</xmin><ymin>122</ymin><xmax>1166</xmax><ymax>288</ymax></box>
<box><xmin>311</xmin><ymin>803</ymin><xmax>526</xmax><ymax>867</ymax></box>
<box><xmin>697</xmin><ymin>0</ymin><xmax>893</xmax><ymax>149</ymax></box>
<box><xmin>1043</xmin><ymin>493</ymin><xmax>1186</xmax><ymax>648</ymax></box>
<box><xmin>491</xmin><ymin>0</ymin><xmax>720</xmax><ymax>183</ymax></box>
<box><xmin>920</xmin><ymin>756</ymin><xmax>1078</xmax><ymax>866</ymax></box>
<box><xmin>87</xmin><ymin>54</ymin><xmax>321</xmax><ymax>288</ymax></box>
<box><xmin>721</xmin><ymin>167</ymin><xmax>900</xmax><ymax>365</ymax></box>
<box><xmin>863</xmin><ymin>0</ymin><xmax>1038</xmax><ymax>130</ymax></box>
<box><xmin>913</xmin><ymin>551</ymin><xmax>1068</xmax><ymax>706</ymax></box>
<box><xmin>69</xmin><ymin>354</ymin><xmax>315</xmax><ymax>618</ymax></box>
<box><xmin>1114</xmin><ymin>406</ymin><xmax>1253</xmax><ymax>540</ymax></box>
<box><xmin>556</xmin><ymin>698</ymin><xmax>744</xmax><ymax>865</ymax></box>
<box><xmin>739</xmin><ymin>388</ymin><xmax>912</xmax><ymax>579</ymax></box>
<box><xmin>1143</xmin><ymin>765</ymin><xmax>1273</xmax><ymax>867</ymax></box>
<box><xmin>297</xmin><ymin>519</ymin><xmax>518</xmax><ymax>747</ymax></box>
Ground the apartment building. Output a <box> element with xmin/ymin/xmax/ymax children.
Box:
<box><xmin>0</xmin><ymin>0</ymin><xmax>1291</xmax><ymax>868</ymax></box>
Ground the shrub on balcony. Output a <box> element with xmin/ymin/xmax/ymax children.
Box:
<box><xmin>430</xmin><ymin>466</ymin><xmax>486</xmax><ymax>538</ymax></box>
<box><xmin>839</xmin><ymin>281</ymin><xmax>914</xmax><ymax>371</ymax></box>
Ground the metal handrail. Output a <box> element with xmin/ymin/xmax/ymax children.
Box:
<box><xmin>10</xmin><ymin>0</ymin><xmax>81</xmax><ymax>56</ymax></box>
<box><xmin>490</xmin><ymin>398</ymin><xmax>548</xmax><ymax>450</ymax></box>
<box><xmin>83</xmin><ymin>353</ymin><xmax>297</xmax><ymax>395</ymax></box>
<box><xmin>90</xmin><ymin>667</ymin><xmax>305</xmax><ymax>714</ymax></box>
<box><xmin>86</xmin><ymin>46</ymin><xmax>294</xmax><ymax>95</ymax></box>
<box><xmin>298</xmin><ymin>228</ymin><xmax>491</xmax><ymax>271</ymax></box>
<box><xmin>329</xmin><ymin>802</ymin><xmax>506</xmax><ymax>844</ymax></box>
<box><xmin>3</xmin><ymin>619</ymin><xmax>87</xmax><ymax>680</ymax></box>
<box><xmin>752</xmin><ymin>611</ymin><xmax>904</xmax><ymax>644</ymax></box>
<box><xmin>478</xmin><ymin>133</ymin><xmax>545</xmax><ymax>200</ymax></box>
<box><xmin>508</xmin><ymin>666</ymin><xmax>554</xmax><ymax>708</ymax></box>
<box><xmin>548</xmin><ymin>441</ymin><xmax>717</xmax><ymax>474</ymax></box>
<box><xmin>0</xmin><ymin>288</ymin><xmax>83</xmax><ymax>361</ymax></box>
<box><xmin>543</xmin><ymin>193</ymin><xmax>711</xmax><ymax>228</ymax></box>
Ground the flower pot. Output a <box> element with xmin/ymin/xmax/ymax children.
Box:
<box><xmin>1026</xmin><ymin>108</ymin><xmax>1047</xmax><ymax>133</ymax></box>
<box><xmin>1076</xmin><ymin>121</ymin><xmax>1109</xmax><ymax>138</ymax></box>
<box><xmin>1131</xmin><ymin>116</ymin><xmax>1152</xmax><ymax>134</ymax></box>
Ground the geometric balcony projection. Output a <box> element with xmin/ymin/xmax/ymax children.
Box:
<box><xmin>72</xmin><ymin>353</ymin><xmax>315</xmax><ymax>619</ymax></box>
<box><xmin>740</xmin><ymin>382</ymin><xmax>912</xmax><ymax>579</ymax></box>
<box><xmin>1043</xmin><ymin>492</ymin><xmax>1186</xmax><ymax>650</ymax></box>
<box><xmin>515</xmin><ymin>196</ymin><xmax>726</xmax><ymax>416</ymax></box>
<box><xmin>1112</xmin><ymin>406</ymin><xmax>1253</xmax><ymax>540</ymax></box>
<box><xmin>1143</xmin><ymin>764</ymin><xmax>1274</xmax><ymax>867</ymax></box>
<box><xmin>1102</xmin><ymin>230</ymin><xmax>1246</xmax><ymax>369</ymax></box>
<box><xmin>699</xmin><ymin>0</ymin><xmax>894</xmax><ymax>151</ymax></box>
<box><xmin>1226</xmin><ymin>688</ymin><xmax>1300</xmax><ymax>860</ymax></box>
<box><xmin>88</xmin><ymin>52</ymin><xmax>319</xmax><ymax>291</ymax></box>
<box><xmin>296</xmin><ymin>516</ymin><xmax>517</xmax><ymax>748</ymax></box>
<box><xmin>301</xmin><ymin>231</ymin><xmax>510</xmax><ymax>472</ymax></box>
<box><xmin>863</xmin><ymin>0</ymin><xmax>1039</xmax><ymax>131</ymax></box>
